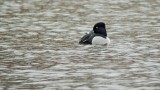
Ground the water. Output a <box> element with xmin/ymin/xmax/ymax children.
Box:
<box><xmin>0</xmin><ymin>0</ymin><xmax>160</xmax><ymax>90</ymax></box>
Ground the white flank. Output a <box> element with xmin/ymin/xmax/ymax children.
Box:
<box><xmin>92</xmin><ymin>36</ymin><xmax>110</xmax><ymax>45</ymax></box>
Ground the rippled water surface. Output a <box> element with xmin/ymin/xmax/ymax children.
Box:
<box><xmin>0</xmin><ymin>0</ymin><xmax>160</xmax><ymax>90</ymax></box>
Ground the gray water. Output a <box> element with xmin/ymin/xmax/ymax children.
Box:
<box><xmin>0</xmin><ymin>0</ymin><xmax>160</xmax><ymax>90</ymax></box>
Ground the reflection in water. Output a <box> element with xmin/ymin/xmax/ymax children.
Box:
<box><xmin>0</xmin><ymin>0</ymin><xmax>160</xmax><ymax>90</ymax></box>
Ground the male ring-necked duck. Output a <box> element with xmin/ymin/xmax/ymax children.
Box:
<box><xmin>79</xmin><ymin>22</ymin><xmax>110</xmax><ymax>45</ymax></box>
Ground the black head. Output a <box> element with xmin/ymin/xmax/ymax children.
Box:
<box><xmin>93</xmin><ymin>22</ymin><xmax>107</xmax><ymax>36</ymax></box>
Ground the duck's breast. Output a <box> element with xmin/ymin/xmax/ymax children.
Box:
<box><xmin>92</xmin><ymin>36</ymin><xmax>110</xmax><ymax>45</ymax></box>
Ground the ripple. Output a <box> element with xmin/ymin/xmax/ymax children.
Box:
<box><xmin>0</xmin><ymin>0</ymin><xmax>160</xmax><ymax>90</ymax></box>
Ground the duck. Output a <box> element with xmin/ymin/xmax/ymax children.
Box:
<box><xmin>79</xmin><ymin>22</ymin><xmax>110</xmax><ymax>45</ymax></box>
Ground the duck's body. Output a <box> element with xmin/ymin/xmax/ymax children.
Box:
<box><xmin>92</xmin><ymin>36</ymin><xmax>110</xmax><ymax>45</ymax></box>
<box><xmin>79</xmin><ymin>22</ymin><xmax>110</xmax><ymax>45</ymax></box>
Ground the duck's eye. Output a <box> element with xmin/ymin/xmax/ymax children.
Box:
<box><xmin>96</xmin><ymin>27</ymin><xmax>98</xmax><ymax>29</ymax></box>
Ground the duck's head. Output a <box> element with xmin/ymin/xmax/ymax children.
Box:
<box><xmin>93</xmin><ymin>22</ymin><xmax>107</xmax><ymax>36</ymax></box>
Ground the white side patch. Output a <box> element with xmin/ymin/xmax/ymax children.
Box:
<box><xmin>92</xmin><ymin>36</ymin><xmax>110</xmax><ymax>45</ymax></box>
